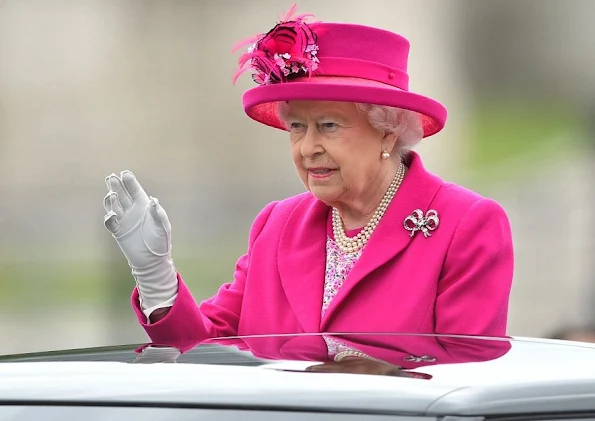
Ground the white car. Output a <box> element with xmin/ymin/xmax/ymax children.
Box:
<box><xmin>0</xmin><ymin>333</ymin><xmax>594</xmax><ymax>421</ymax></box>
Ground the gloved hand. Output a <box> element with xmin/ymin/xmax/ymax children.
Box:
<box><xmin>103</xmin><ymin>171</ymin><xmax>178</xmax><ymax>319</ymax></box>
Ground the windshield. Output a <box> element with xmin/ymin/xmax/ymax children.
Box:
<box><xmin>169</xmin><ymin>332</ymin><xmax>513</xmax><ymax>377</ymax></box>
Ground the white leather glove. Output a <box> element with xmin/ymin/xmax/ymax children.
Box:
<box><xmin>103</xmin><ymin>171</ymin><xmax>178</xmax><ymax>319</ymax></box>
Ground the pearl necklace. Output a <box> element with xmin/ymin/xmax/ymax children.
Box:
<box><xmin>332</xmin><ymin>162</ymin><xmax>405</xmax><ymax>253</ymax></box>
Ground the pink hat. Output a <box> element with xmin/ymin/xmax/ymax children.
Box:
<box><xmin>233</xmin><ymin>5</ymin><xmax>447</xmax><ymax>138</ymax></box>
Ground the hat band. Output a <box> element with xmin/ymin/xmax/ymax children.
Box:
<box><xmin>314</xmin><ymin>57</ymin><xmax>409</xmax><ymax>90</ymax></box>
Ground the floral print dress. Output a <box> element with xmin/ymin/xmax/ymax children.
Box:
<box><xmin>322</xmin><ymin>218</ymin><xmax>366</xmax><ymax>360</ymax></box>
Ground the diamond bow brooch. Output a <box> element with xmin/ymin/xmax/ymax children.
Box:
<box><xmin>404</xmin><ymin>209</ymin><xmax>439</xmax><ymax>238</ymax></box>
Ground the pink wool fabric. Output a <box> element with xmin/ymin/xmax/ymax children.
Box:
<box><xmin>131</xmin><ymin>152</ymin><xmax>514</xmax><ymax>359</ymax></box>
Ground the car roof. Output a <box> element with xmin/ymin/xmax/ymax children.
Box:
<box><xmin>1</xmin><ymin>334</ymin><xmax>594</xmax><ymax>416</ymax></box>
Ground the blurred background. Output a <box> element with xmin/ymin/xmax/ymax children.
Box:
<box><xmin>0</xmin><ymin>0</ymin><xmax>594</xmax><ymax>354</ymax></box>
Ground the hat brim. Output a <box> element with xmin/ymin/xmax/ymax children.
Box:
<box><xmin>242</xmin><ymin>76</ymin><xmax>447</xmax><ymax>138</ymax></box>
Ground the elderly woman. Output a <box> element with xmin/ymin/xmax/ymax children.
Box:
<box><xmin>103</xmin><ymin>7</ymin><xmax>514</xmax><ymax>358</ymax></box>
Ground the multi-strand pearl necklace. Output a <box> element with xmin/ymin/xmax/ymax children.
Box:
<box><xmin>332</xmin><ymin>162</ymin><xmax>405</xmax><ymax>253</ymax></box>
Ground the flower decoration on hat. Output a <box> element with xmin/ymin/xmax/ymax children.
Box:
<box><xmin>233</xmin><ymin>4</ymin><xmax>320</xmax><ymax>85</ymax></box>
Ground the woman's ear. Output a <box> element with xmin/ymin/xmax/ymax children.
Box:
<box><xmin>382</xmin><ymin>131</ymin><xmax>398</xmax><ymax>154</ymax></box>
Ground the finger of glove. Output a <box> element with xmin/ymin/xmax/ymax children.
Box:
<box><xmin>105</xmin><ymin>173</ymin><xmax>133</xmax><ymax>210</ymax></box>
<box><xmin>149</xmin><ymin>196</ymin><xmax>172</xmax><ymax>234</ymax></box>
<box><xmin>121</xmin><ymin>170</ymin><xmax>149</xmax><ymax>203</ymax></box>
<box><xmin>145</xmin><ymin>197</ymin><xmax>172</xmax><ymax>256</ymax></box>
<box><xmin>105</xmin><ymin>191</ymin><xmax>124</xmax><ymax>219</ymax></box>
<box><xmin>103</xmin><ymin>191</ymin><xmax>111</xmax><ymax>213</ymax></box>
<box><xmin>104</xmin><ymin>211</ymin><xmax>120</xmax><ymax>233</ymax></box>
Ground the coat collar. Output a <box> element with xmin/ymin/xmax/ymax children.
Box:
<box><xmin>277</xmin><ymin>152</ymin><xmax>443</xmax><ymax>332</ymax></box>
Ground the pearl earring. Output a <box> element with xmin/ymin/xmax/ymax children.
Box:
<box><xmin>382</xmin><ymin>149</ymin><xmax>390</xmax><ymax>160</ymax></box>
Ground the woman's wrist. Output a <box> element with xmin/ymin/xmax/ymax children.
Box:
<box><xmin>149</xmin><ymin>307</ymin><xmax>171</xmax><ymax>323</ymax></box>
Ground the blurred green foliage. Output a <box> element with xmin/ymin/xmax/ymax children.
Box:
<box><xmin>464</xmin><ymin>99</ymin><xmax>585</xmax><ymax>187</ymax></box>
<box><xmin>0</xmin><ymin>245</ymin><xmax>245</xmax><ymax>314</ymax></box>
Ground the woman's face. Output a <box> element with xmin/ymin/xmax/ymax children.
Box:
<box><xmin>284</xmin><ymin>101</ymin><xmax>392</xmax><ymax>208</ymax></box>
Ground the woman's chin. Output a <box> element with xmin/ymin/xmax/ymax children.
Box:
<box><xmin>308</xmin><ymin>186</ymin><xmax>341</xmax><ymax>205</ymax></box>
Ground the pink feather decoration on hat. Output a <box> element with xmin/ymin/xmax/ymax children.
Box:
<box><xmin>232</xmin><ymin>4</ymin><xmax>320</xmax><ymax>85</ymax></box>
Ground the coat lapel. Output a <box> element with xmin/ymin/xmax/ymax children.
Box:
<box><xmin>278</xmin><ymin>194</ymin><xmax>329</xmax><ymax>333</ymax></box>
<box><xmin>320</xmin><ymin>152</ymin><xmax>443</xmax><ymax>329</ymax></box>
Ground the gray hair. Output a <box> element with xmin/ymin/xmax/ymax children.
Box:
<box><xmin>277</xmin><ymin>102</ymin><xmax>424</xmax><ymax>158</ymax></box>
<box><xmin>355</xmin><ymin>103</ymin><xmax>423</xmax><ymax>158</ymax></box>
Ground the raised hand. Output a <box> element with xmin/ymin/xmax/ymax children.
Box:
<box><xmin>104</xmin><ymin>171</ymin><xmax>178</xmax><ymax>318</ymax></box>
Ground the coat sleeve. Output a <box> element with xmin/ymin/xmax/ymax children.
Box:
<box><xmin>130</xmin><ymin>200</ymin><xmax>279</xmax><ymax>352</ymax></box>
<box><xmin>435</xmin><ymin>198</ymin><xmax>514</xmax><ymax>337</ymax></box>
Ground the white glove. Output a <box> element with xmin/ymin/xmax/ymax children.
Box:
<box><xmin>103</xmin><ymin>171</ymin><xmax>178</xmax><ymax>319</ymax></box>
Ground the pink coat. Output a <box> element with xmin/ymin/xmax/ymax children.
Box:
<box><xmin>132</xmin><ymin>152</ymin><xmax>514</xmax><ymax>355</ymax></box>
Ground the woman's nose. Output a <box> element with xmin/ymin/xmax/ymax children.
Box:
<box><xmin>300</xmin><ymin>128</ymin><xmax>323</xmax><ymax>157</ymax></box>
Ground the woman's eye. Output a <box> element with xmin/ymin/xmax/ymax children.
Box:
<box><xmin>290</xmin><ymin>122</ymin><xmax>304</xmax><ymax>130</ymax></box>
<box><xmin>320</xmin><ymin>122</ymin><xmax>338</xmax><ymax>130</ymax></box>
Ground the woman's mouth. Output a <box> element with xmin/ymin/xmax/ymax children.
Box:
<box><xmin>308</xmin><ymin>168</ymin><xmax>337</xmax><ymax>179</ymax></box>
